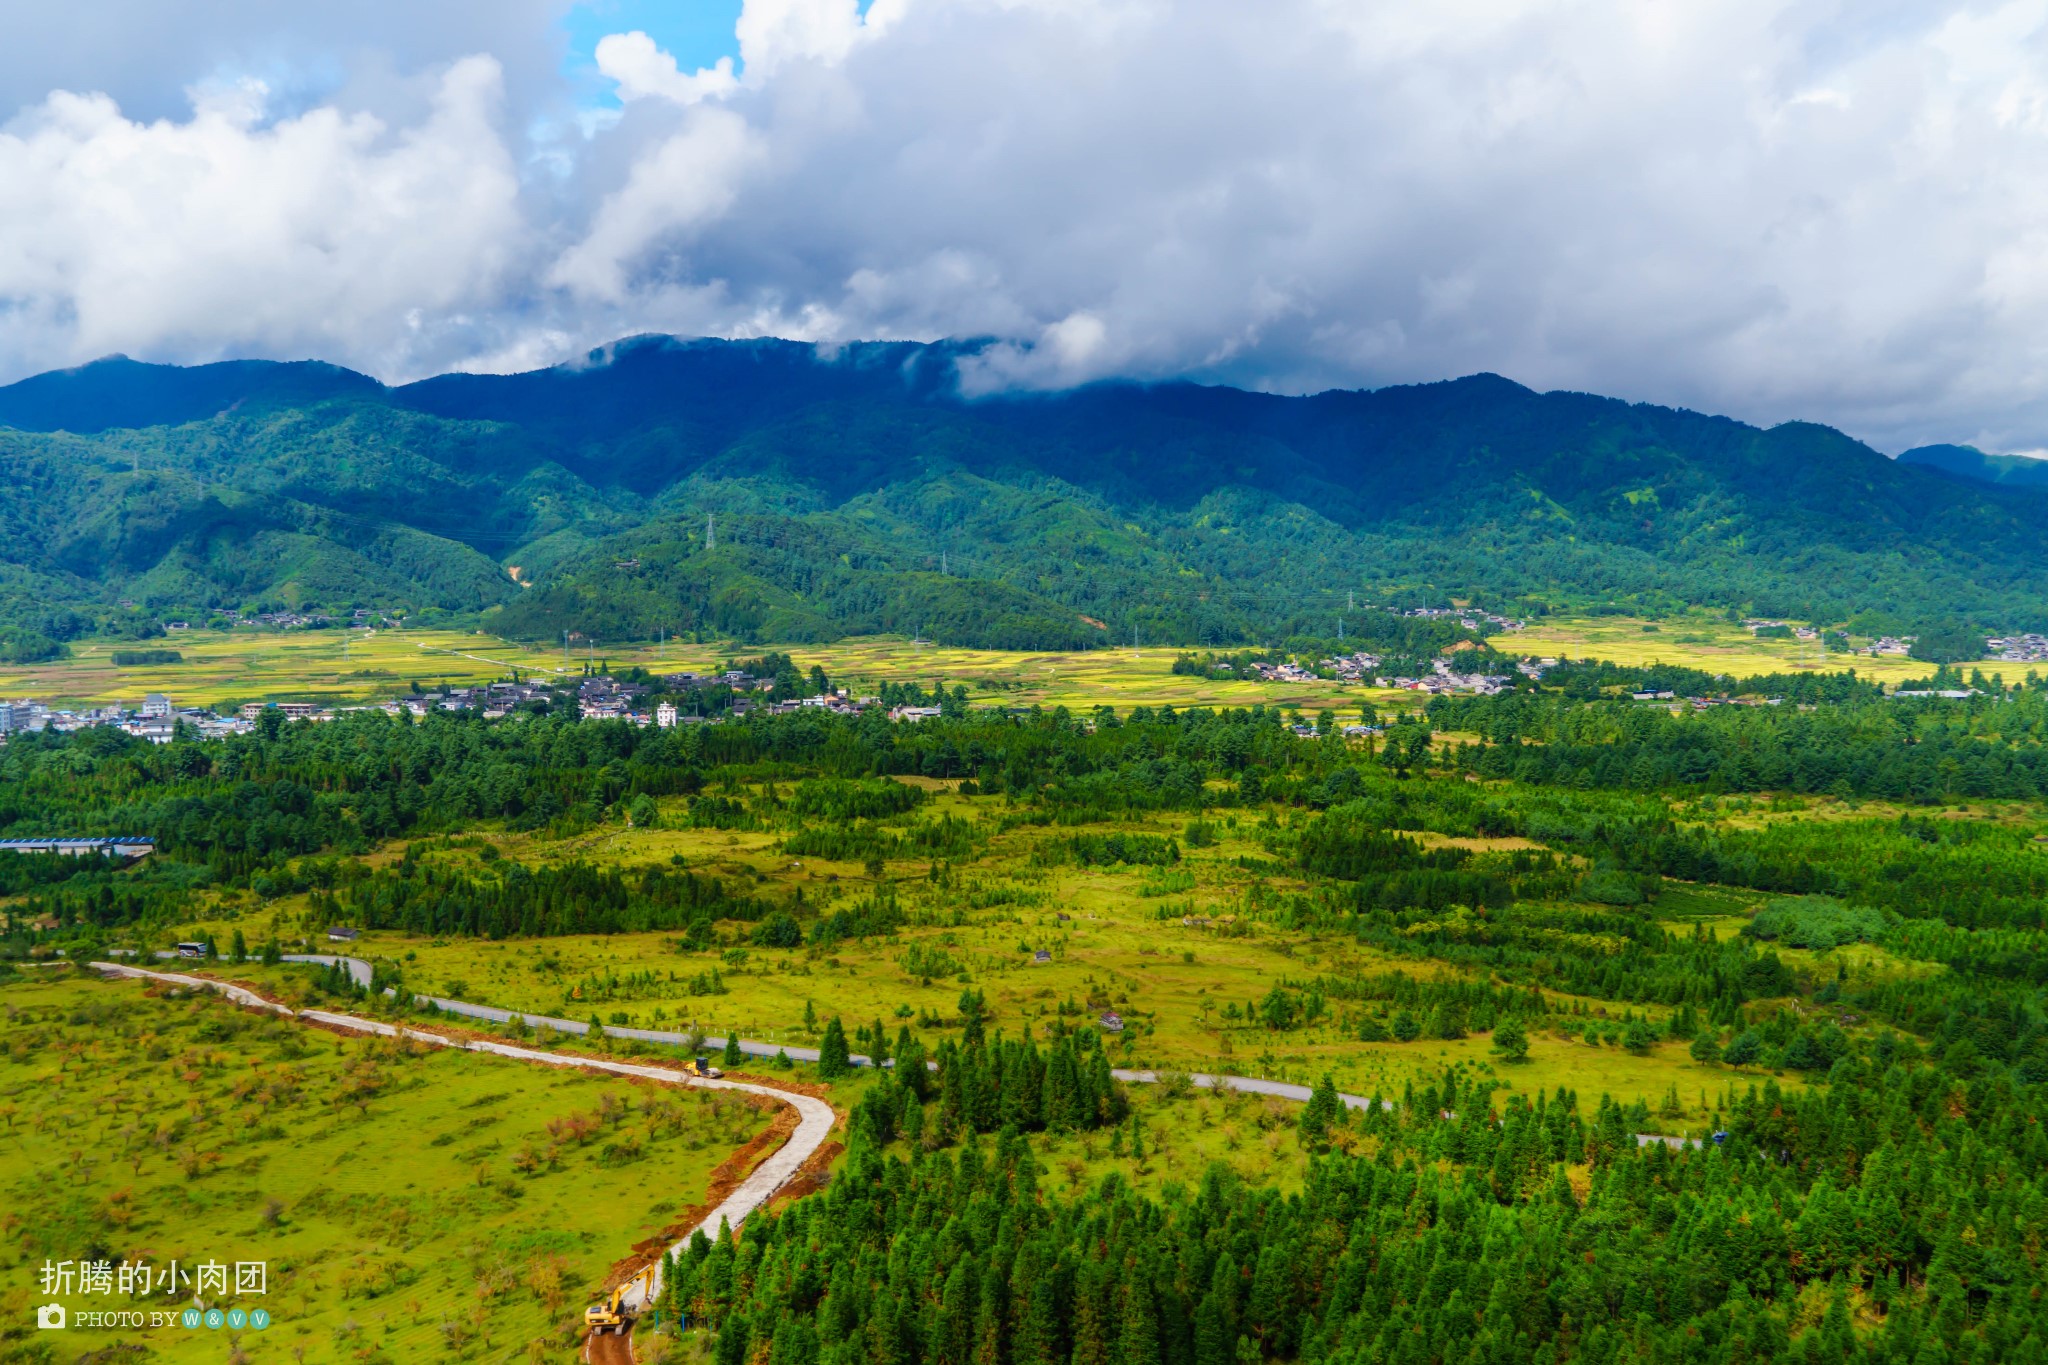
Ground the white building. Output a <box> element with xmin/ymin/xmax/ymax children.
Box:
<box><xmin>141</xmin><ymin>693</ymin><xmax>173</xmax><ymax>718</ymax></box>
<box><xmin>656</xmin><ymin>701</ymin><xmax>678</xmax><ymax>728</ymax></box>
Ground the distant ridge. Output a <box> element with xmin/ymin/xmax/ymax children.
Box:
<box><xmin>0</xmin><ymin>334</ymin><xmax>2044</xmax><ymax>648</ymax></box>
<box><xmin>1897</xmin><ymin>443</ymin><xmax>2048</xmax><ymax>492</ymax></box>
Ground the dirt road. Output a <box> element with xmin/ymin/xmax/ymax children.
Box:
<box><xmin>91</xmin><ymin>962</ymin><xmax>837</xmax><ymax>1358</ymax></box>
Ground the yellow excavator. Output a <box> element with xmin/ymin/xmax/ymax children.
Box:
<box><xmin>585</xmin><ymin>1265</ymin><xmax>656</xmax><ymax>1336</ymax></box>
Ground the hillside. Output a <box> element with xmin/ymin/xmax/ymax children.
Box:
<box><xmin>3</xmin><ymin>335</ymin><xmax>2046</xmax><ymax>652</ymax></box>
<box><xmin>1897</xmin><ymin>443</ymin><xmax>2048</xmax><ymax>492</ymax></box>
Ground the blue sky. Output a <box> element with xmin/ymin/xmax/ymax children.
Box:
<box><xmin>561</xmin><ymin>0</ymin><xmax>744</xmax><ymax>102</ymax></box>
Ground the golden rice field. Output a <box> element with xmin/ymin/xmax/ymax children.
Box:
<box><xmin>0</xmin><ymin>629</ymin><xmax>1401</xmax><ymax>714</ymax></box>
<box><xmin>0</xmin><ymin>613</ymin><xmax>1992</xmax><ymax>712</ymax></box>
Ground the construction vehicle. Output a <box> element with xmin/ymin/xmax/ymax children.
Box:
<box><xmin>584</xmin><ymin>1285</ymin><xmax>631</xmax><ymax>1336</ymax></box>
<box><xmin>584</xmin><ymin>1266</ymin><xmax>655</xmax><ymax>1336</ymax></box>
<box><xmin>682</xmin><ymin>1056</ymin><xmax>723</xmax><ymax>1079</ymax></box>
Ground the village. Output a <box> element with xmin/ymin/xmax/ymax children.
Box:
<box><xmin>0</xmin><ymin>667</ymin><xmax>898</xmax><ymax>745</ymax></box>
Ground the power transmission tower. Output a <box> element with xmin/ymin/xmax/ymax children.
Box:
<box><xmin>706</xmin><ymin>514</ymin><xmax>715</xmax><ymax>551</ymax></box>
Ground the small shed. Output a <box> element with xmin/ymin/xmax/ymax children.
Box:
<box><xmin>1098</xmin><ymin>1011</ymin><xmax>1124</xmax><ymax>1032</ymax></box>
<box><xmin>326</xmin><ymin>926</ymin><xmax>361</xmax><ymax>943</ymax></box>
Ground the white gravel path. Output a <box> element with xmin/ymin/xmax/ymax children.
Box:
<box><xmin>89</xmin><ymin>961</ymin><xmax>835</xmax><ymax>1313</ymax></box>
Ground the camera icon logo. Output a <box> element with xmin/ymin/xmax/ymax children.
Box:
<box><xmin>36</xmin><ymin>1303</ymin><xmax>65</xmax><ymax>1330</ymax></box>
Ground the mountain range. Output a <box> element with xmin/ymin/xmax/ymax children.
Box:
<box><xmin>1</xmin><ymin>334</ymin><xmax>2044</xmax><ymax>655</ymax></box>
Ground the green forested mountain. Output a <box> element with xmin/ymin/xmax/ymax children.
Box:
<box><xmin>1896</xmin><ymin>442</ymin><xmax>2048</xmax><ymax>491</ymax></box>
<box><xmin>4</xmin><ymin>336</ymin><xmax>2047</xmax><ymax>649</ymax></box>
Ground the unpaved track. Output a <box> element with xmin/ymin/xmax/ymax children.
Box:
<box><xmin>90</xmin><ymin>963</ymin><xmax>835</xmax><ymax>1338</ymax></box>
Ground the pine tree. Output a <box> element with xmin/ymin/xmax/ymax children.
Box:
<box><xmin>261</xmin><ymin>936</ymin><xmax>281</xmax><ymax>966</ymax></box>
<box><xmin>723</xmin><ymin>1032</ymin><xmax>744</xmax><ymax>1067</ymax></box>
<box><xmin>1299</xmin><ymin>1074</ymin><xmax>1342</xmax><ymax>1146</ymax></box>
<box><xmin>819</xmin><ymin>1016</ymin><xmax>852</xmax><ymax>1079</ymax></box>
<box><xmin>229</xmin><ymin>928</ymin><xmax>247</xmax><ymax>964</ymax></box>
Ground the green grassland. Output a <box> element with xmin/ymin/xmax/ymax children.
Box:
<box><xmin>0</xmin><ymin>971</ymin><xmax>775</xmax><ymax>1364</ymax></box>
<box><xmin>157</xmin><ymin>789</ymin><xmax>1819</xmax><ymax>1127</ymax></box>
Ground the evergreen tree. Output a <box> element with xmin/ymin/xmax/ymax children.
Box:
<box><xmin>229</xmin><ymin>928</ymin><xmax>247</xmax><ymax>964</ymax></box>
<box><xmin>818</xmin><ymin>1016</ymin><xmax>852</xmax><ymax>1079</ymax></box>
<box><xmin>1724</xmin><ymin>1030</ymin><xmax>1763</xmax><ymax>1067</ymax></box>
<box><xmin>1299</xmin><ymin>1073</ymin><xmax>1343</xmax><ymax>1145</ymax></box>
<box><xmin>1492</xmin><ymin>1019</ymin><xmax>1530</xmax><ymax>1063</ymax></box>
<box><xmin>723</xmin><ymin>1031</ymin><xmax>744</xmax><ymax>1067</ymax></box>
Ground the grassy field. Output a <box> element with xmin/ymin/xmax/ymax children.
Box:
<box><xmin>159</xmin><ymin>789</ymin><xmax>1802</xmax><ymax>1123</ymax></box>
<box><xmin>0</xmin><ymin>970</ymin><xmax>778</xmax><ymax>1364</ymax></box>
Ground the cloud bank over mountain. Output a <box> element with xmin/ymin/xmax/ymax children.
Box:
<box><xmin>7</xmin><ymin>0</ymin><xmax>2048</xmax><ymax>451</ymax></box>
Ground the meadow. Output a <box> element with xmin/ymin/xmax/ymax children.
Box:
<box><xmin>156</xmin><ymin>784</ymin><xmax>1807</xmax><ymax>1129</ymax></box>
<box><xmin>0</xmin><ymin>971</ymin><xmax>775</xmax><ymax>1364</ymax></box>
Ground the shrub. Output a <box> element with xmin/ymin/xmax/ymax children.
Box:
<box><xmin>1746</xmin><ymin>896</ymin><xmax>1890</xmax><ymax>950</ymax></box>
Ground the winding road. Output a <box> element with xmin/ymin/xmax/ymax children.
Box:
<box><xmin>89</xmin><ymin>961</ymin><xmax>834</xmax><ymax>1334</ymax></box>
<box><xmin>87</xmin><ymin>950</ymin><xmax>1394</xmax><ymax>1353</ymax></box>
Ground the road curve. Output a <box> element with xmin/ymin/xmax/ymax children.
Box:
<box><xmin>90</xmin><ymin>962</ymin><xmax>834</xmax><ymax>1317</ymax></box>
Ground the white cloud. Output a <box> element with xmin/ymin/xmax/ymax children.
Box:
<box><xmin>593</xmin><ymin>32</ymin><xmax>738</xmax><ymax>106</ymax></box>
<box><xmin>13</xmin><ymin>0</ymin><xmax>2048</xmax><ymax>451</ymax></box>
<box><xmin>0</xmin><ymin>55</ymin><xmax>524</xmax><ymax>379</ymax></box>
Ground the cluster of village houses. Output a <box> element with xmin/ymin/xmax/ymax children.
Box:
<box><xmin>1236</xmin><ymin>650</ymin><xmax>1532</xmax><ymax>697</ymax></box>
<box><xmin>1985</xmin><ymin>634</ymin><xmax>2048</xmax><ymax>664</ymax></box>
<box><xmin>1744</xmin><ymin>619</ymin><xmax>1919</xmax><ymax>657</ymax></box>
<box><xmin>0</xmin><ymin>669</ymin><xmax>916</xmax><ymax>745</ymax></box>
<box><xmin>1397</xmin><ymin>606</ymin><xmax>1528</xmax><ymax>632</ymax></box>
<box><xmin>155</xmin><ymin>607</ymin><xmax>404</xmax><ymax>633</ymax></box>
